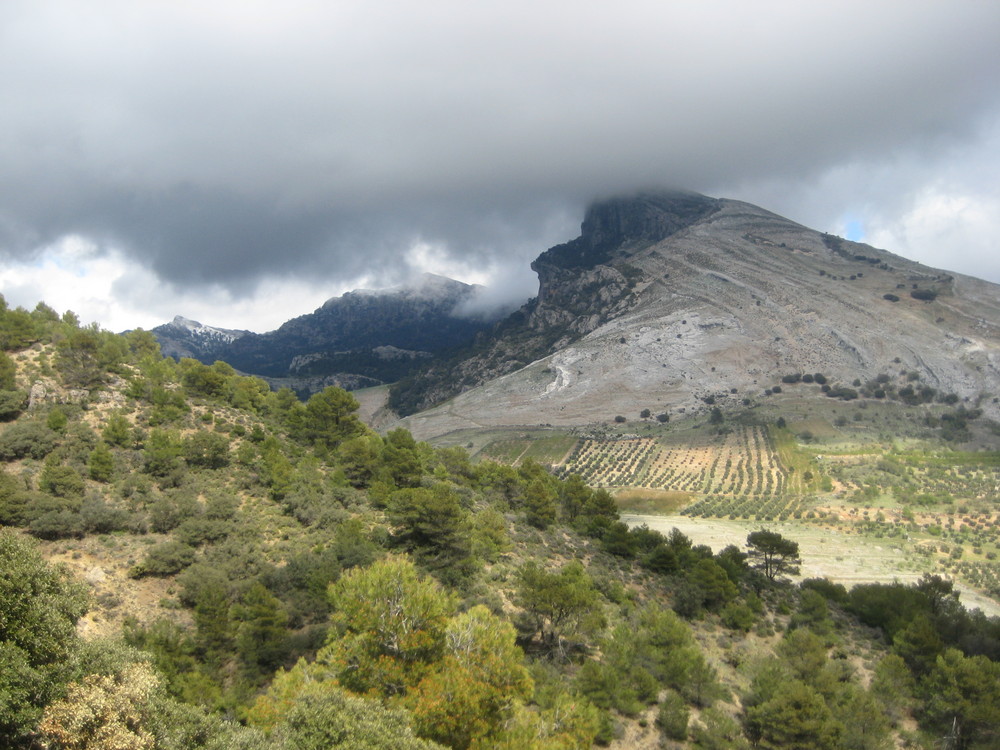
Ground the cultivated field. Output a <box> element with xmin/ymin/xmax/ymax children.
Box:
<box><xmin>549</xmin><ymin>425</ymin><xmax>830</xmax><ymax>521</ymax></box>
<box><xmin>469</xmin><ymin>411</ymin><xmax>1000</xmax><ymax>613</ymax></box>
<box><xmin>557</xmin><ymin>426</ymin><xmax>783</xmax><ymax>491</ymax></box>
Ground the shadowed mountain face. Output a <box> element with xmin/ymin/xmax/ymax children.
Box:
<box><xmin>152</xmin><ymin>274</ymin><xmax>500</xmax><ymax>397</ymax></box>
<box><xmin>395</xmin><ymin>191</ymin><xmax>1000</xmax><ymax>440</ymax></box>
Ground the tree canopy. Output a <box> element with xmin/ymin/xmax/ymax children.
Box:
<box><xmin>746</xmin><ymin>530</ymin><xmax>801</xmax><ymax>581</ymax></box>
<box><xmin>0</xmin><ymin>529</ymin><xmax>89</xmax><ymax>743</ymax></box>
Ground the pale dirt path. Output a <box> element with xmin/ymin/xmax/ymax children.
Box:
<box><xmin>622</xmin><ymin>513</ymin><xmax>1000</xmax><ymax>617</ymax></box>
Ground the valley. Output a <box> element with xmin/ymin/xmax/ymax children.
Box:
<box><xmin>428</xmin><ymin>391</ymin><xmax>1000</xmax><ymax>617</ymax></box>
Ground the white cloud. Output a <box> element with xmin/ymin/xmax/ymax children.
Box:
<box><xmin>866</xmin><ymin>189</ymin><xmax>1000</xmax><ymax>280</ymax></box>
<box><xmin>0</xmin><ymin>237</ymin><xmax>361</xmax><ymax>333</ymax></box>
<box><xmin>0</xmin><ymin>235</ymin><xmax>130</xmax><ymax>327</ymax></box>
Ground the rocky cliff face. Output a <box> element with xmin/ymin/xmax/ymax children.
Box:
<box><xmin>395</xmin><ymin>191</ymin><xmax>1000</xmax><ymax>439</ymax></box>
<box><xmin>389</xmin><ymin>192</ymin><xmax>722</xmax><ymax>414</ymax></box>
<box><xmin>153</xmin><ymin>274</ymin><xmax>499</xmax><ymax>397</ymax></box>
<box><xmin>528</xmin><ymin>193</ymin><xmax>721</xmax><ymax>336</ymax></box>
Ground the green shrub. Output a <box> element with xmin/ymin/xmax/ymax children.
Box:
<box><xmin>182</xmin><ymin>430</ymin><xmax>230</xmax><ymax>469</ymax></box>
<box><xmin>29</xmin><ymin>509</ymin><xmax>85</xmax><ymax>540</ymax></box>
<box><xmin>102</xmin><ymin>413</ymin><xmax>132</xmax><ymax>447</ymax></box>
<box><xmin>88</xmin><ymin>442</ymin><xmax>114</xmax><ymax>482</ymax></box>
<box><xmin>148</xmin><ymin>493</ymin><xmax>201</xmax><ymax>533</ymax></box>
<box><xmin>0</xmin><ymin>390</ymin><xmax>27</xmax><ymax>421</ymax></box>
<box><xmin>800</xmin><ymin>577</ymin><xmax>848</xmax><ymax>603</ymax></box>
<box><xmin>0</xmin><ymin>351</ymin><xmax>16</xmax><ymax>389</ymax></box>
<box><xmin>39</xmin><ymin>463</ymin><xmax>85</xmax><ymax>498</ymax></box>
<box><xmin>0</xmin><ymin>474</ymin><xmax>41</xmax><ymax>525</ymax></box>
<box><xmin>0</xmin><ymin>421</ymin><xmax>58</xmax><ymax>460</ymax></box>
<box><xmin>174</xmin><ymin>517</ymin><xmax>233</xmax><ymax>547</ymax></box>
<box><xmin>721</xmin><ymin>602</ymin><xmax>755</xmax><ymax>632</ymax></box>
<box><xmin>130</xmin><ymin>541</ymin><xmax>197</xmax><ymax>578</ymax></box>
<box><xmin>657</xmin><ymin>690</ymin><xmax>689</xmax><ymax>741</ymax></box>
<box><xmin>79</xmin><ymin>497</ymin><xmax>129</xmax><ymax>534</ymax></box>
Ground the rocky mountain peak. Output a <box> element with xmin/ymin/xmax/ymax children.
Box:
<box><xmin>533</xmin><ymin>190</ymin><xmax>721</xmax><ymax>271</ymax></box>
<box><xmin>580</xmin><ymin>190</ymin><xmax>721</xmax><ymax>250</ymax></box>
<box><xmin>152</xmin><ymin>317</ymin><xmax>251</xmax><ymax>361</ymax></box>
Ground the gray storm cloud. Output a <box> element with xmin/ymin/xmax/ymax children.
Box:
<box><xmin>2</xmin><ymin>0</ymin><xmax>1000</xmax><ymax>310</ymax></box>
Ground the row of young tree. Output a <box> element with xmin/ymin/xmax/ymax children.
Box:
<box><xmin>1</xmin><ymin>294</ymin><xmax>999</xmax><ymax>748</ymax></box>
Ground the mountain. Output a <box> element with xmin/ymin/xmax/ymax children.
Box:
<box><xmin>152</xmin><ymin>273</ymin><xmax>502</xmax><ymax>397</ymax></box>
<box><xmin>151</xmin><ymin>316</ymin><xmax>252</xmax><ymax>361</ymax></box>
<box><xmin>394</xmin><ymin>190</ymin><xmax>1000</xmax><ymax>440</ymax></box>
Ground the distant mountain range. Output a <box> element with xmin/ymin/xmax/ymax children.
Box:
<box><xmin>151</xmin><ymin>274</ymin><xmax>503</xmax><ymax>397</ymax></box>
<box><xmin>152</xmin><ymin>190</ymin><xmax>1000</xmax><ymax>441</ymax></box>
<box><xmin>151</xmin><ymin>316</ymin><xmax>253</xmax><ymax>362</ymax></box>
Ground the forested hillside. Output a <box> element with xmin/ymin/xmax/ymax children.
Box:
<box><xmin>1</xmin><ymin>295</ymin><xmax>999</xmax><ymax>749</ymax></box>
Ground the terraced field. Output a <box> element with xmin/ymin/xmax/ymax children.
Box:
<box><xmin>478</xmin><ymin>434</ymin><xmax>579</xmax><ymax>466</ymax></box>
<box><xmin>548</xmin><ymin>426</ymin><xmax>801</xmax><ymax>519</ymax></box>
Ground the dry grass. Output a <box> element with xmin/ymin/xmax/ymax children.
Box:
<box><xmin>614</xmin><ymin>489</ymin><xmax>693</xmax><ymax>514</ymax></box>
<box><xmin>38</xmin><ymin>534</ymin><xmax>192</xmax><ymax>640</ymax></box>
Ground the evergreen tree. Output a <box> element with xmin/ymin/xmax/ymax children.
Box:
<box><xmin>746</xmin><ymin>530</ymin><xmax>801</xmax><ymax>581</ymax></box>
<box><xmin>387</xmin><ymin>486</ymin><xmax>476</xmax><ymax>587</ymax></box>
<box><xmin>515</xmin><ymin>560</ymin><xmax>602</xmax><ymax>653</ymax></box>
<box><xmin>523</xmin><ymin>479</ymin><xmax>557</xmax><ymax>529</ymax></box>
<box><xmin>322</xmin><ymin>556</ymin><xmax>456</xmax><ymax>697</ymax></box>
<box><xmin>744</xmin><ymin>680</ymin><xmax>842</xmax><ymax>750</ymax></box>
<box><xmin>234</xmin><ymin>582</ymin><xmax>290</xmax><ymax>677</ymax></box>
<box><xmin>922</xmin><ymin>648</ymin><xmax>1000</xmax><ymax>749</ymax></box>
<box><xmin>0</xmin><ymin>530</ymin><xmax>88</xmax><ymax>745</ymax></box>
<box><xmin>88</xmin><ymin>441</ymin><xmax>115</xmax><ymax>482</ymax></box>
<box><xmin>383</xmin><ymin>429</ymin><xmax>423</xmax><ymax>488</ymax></box>
<box><xmin>300</xmin><ymin>387</ymin><xmax>364</xmax><ymax>450</ymax></box>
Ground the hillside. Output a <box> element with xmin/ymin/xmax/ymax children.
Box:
<box><xmin>2</xmin><ymin>297</ymin><xmax>1000</xmax><ymax>749</ymax></box>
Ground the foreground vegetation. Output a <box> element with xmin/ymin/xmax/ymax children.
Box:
<box><xmin>2</xmin><ymin>296</ymin><xmax>1000</xmax><ymax>749</ymax></box>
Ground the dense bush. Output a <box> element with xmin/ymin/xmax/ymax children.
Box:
<box><xmin>131</xmin><ymin>541</ymin><xmax>198</xmax><ymax>578</ymax></box>
<box><xmin>0</xmin><ymin>390</ymin><xmax>27</xmax><ymax>421</ymax></box>
<box><xmin>0</xmin><ymin>421</ymin><xmax>58</xmax><ymax>460</ymax></box>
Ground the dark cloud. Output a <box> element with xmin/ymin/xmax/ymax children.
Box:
<box><xmin>2</xmin><ymin>0</ymin><xmax>1000</xmax><ymax>320</ymax></box>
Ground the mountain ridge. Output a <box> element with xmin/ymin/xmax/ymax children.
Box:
<box><xmin>151</xmin><ymin>273</ymin><xmax>502</xmax><ymax>397</ymax></box>
<box><xmin>151</xmin><ymin>188</ymin><xmax>1000</xmax><ymax>440</ymax></box>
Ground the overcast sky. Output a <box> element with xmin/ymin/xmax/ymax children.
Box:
<box><xmin>2</xmin><ymin>0</ymin><xmax>999</xmax><ymax>332</ymax></box>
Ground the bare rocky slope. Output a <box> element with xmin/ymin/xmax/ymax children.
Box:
<box><xmin>397</xmin><ymin>191</ymin><xmax>1000</xmax><ymax>440</ymax></box>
